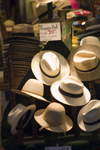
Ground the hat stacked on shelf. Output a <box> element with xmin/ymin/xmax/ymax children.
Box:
<box><xmin>3</xmin><ymin>23</ymin><xmax>41</xmax><ymax>88</ymax></box>
<box><xmin>77</xmin><ymin>17</ymin><xmax>100</xmax><ymax>42</ymax></box>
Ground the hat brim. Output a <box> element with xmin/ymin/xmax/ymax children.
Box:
<box><xmin>9</xmin><ymin>104</ymin><xmax>36</xmax><ymax>135</ymax></box>
<box><xmin>31</xmin><ymin>50</ymin><xmax>70</xmax><ymax>86</ymax></box>
<box><xmin>34</xmin><ymin>109</ymin><xmax>73</xmax><ymax>133</ymax></box>
<box><xmin>11</xmin><ymin>89</ymin><xmax>50</xmax><ymax>103</ymax></box>
<box><xmin>77</xmin><ymin>100</ymin><xmax>100</xmax><ymax>132</ymax></box>
<box><xmin>50</xmin><ymin>80</ymin><xmax>91</xmax><ymax>106</ymax></box>
<box><xmin>67</xmin><ymin>45</ymin><xmax>100</xmax><ymax>81</ymax></box>
<box><xmin>77</xmin><ymin>29</ymin><xmax>100</xmax><ymax>41</ymax></box>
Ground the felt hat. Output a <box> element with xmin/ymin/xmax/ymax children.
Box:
<box><xmin>86</xmin><ymin>17</ymin><xmax>100</xmax><ymax>31</ymax></box>
<box><xmin>51</xmin><ymin>76</ymin><xmax>91</xmax><ymax>106</ymax></box>
<box><xmin>80</xmin><ymin>36</ymin><xmax>100</xmax><ymax>47</ymax></box>
<box><xmin>77</xmin><ymin>99</ymin><xmax>100</xmax><ymax>132</ymax></box>
<box><xmin>67</xmin><ymin>45</ymin><xmax>100</xmax><ymax>81</ymax></box>
<box><xmin>11</xmin><ymin>78</ymin><xmax>50</xmax><ymax>103</ymax></box>
<box><xmin>31</xmin><ymin>50</ymin><xmax>70</xmax><ymax>86</ymax></box>
<box><xmin>77</xmin><ymin>18</ymin><xmax>100</xmax><ymax>40</ymax></box>
<box><xmin>34</xmin><ymin>102</ymin><xmax>73</xmax><ymax>133</ymax></box>
<box><xmin>7</xmin><ymin>103</ymin><xmax>36</xmax><ymax>135</ymax></box>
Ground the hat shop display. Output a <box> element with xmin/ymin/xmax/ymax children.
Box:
<box><xmin>7</xmin><ymin>103</ymin><xmax>36</xmax><ymax>135</ymax></box>
<box><xmin>11</xmin><ymin>78</ymin><xmax>50</xmax><ymax>103</ymax></box>
<box><xmin>3</xmin><ymin>23</ymin><xmax>41</xmax><ymax>88</ymax></box>
<box><xmin>34</xmin><ymin>102</ymin><xmax>73</xmax><ymax>134</ymax></box>
<box><xmin>31</xmin><ymin>50</ymin><xmax>70</xmax><ymax>86</ymax></box>
<box><xmin>77</xmin><ymin>99</ymin><xmax>100</xmax><ymax>132</ymax></box>
<box><xmin>67</xmin><ymin>45</ymin><xmax>100</xmax><ymax>81</ymax></box>
<box><xmin>51</xmin><ymin>75</ymin><xmax>91</xmax><ymax>106</ymax></box>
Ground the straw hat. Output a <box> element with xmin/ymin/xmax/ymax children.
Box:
<box><xmin>3</xmin><ymin>19</ymin><xmax>15</xmax><ymax>32</ymax></box>
<box><xmin>77</xmin><ymin>99</ymin><xmax>100</xmax><ymax>132</ymax></box>
<box><xmin>31</xmin><ymin>50</ymin><xmax>70</xmax><ymax>86</ymax></box>
<box><xmin>67</xmin><ymin>45</ymin><xmax>100</xmax><ymax>81</ymax></box>
<box><xmin>35</xmin><ymin>0</ymin><xmax>54</xmax><ymax>4</ymax></box>
<box><xmin>8</xmin><ymin>103</ymin><xmax>36</xmax><ymax>135</ymax></box>
<box><xmin>51</xmin><ymin>76</ymin><xmax>91</xmax><ymax>106</ymax></box>
<box><xmin>34</xmin><ymin>102</ymin><xmax>73</xmax><ymax>133</ymax></box>
<box><xmin>12</xmin><ymin>24</ymin><xmax>34</xmax><ymax>33</ymax></box>
<box><xmin>11</xmin><ymin>79</ymin><xmax>50</xmax><ymax>103</ymax></box>
<box><xmin>80</xmin><ymin>36</ymin><xmax>100</xmax><ymax>47</ymax></box>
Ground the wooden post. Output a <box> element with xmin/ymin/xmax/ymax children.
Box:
<box><xmin>8</xmin><ymin>55</ymin><xmax>23</xmax><ymax>145</ymax></box>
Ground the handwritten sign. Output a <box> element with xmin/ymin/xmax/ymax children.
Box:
<box><xmin>39</xmin><ymin>22</ymin><xmax>61</xmax><ymax>41</ymax></box>
<box><xmin>45</xmin><ymin>146</ymin><xmax>72</xmax><ymax>150</ymax></box>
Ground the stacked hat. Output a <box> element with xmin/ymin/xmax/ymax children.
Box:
<box><xmin>3</xmin><ymin>23</ymin><xmax>42</xmax><ymax>88</ymax></box>
<box><xmin>77</xmin><ymin>17</ymin><xmax>100</xmax><ymax>41</ymax></box>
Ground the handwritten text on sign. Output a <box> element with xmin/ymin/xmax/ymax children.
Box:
<box><xmin>39</xmin><ymin>22</ymin><xmax>61</xmax><ymax>41</ymax></box>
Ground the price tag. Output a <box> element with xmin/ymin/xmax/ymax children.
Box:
<box><xmin>39</xmin><ymin>22</ymin><xmax>61</xmax><ymax>41</ymax></box>
<box><xmin>45</xmin><ymin>146</ymin><xmax>72</xmax><ymax>150</ymax></box>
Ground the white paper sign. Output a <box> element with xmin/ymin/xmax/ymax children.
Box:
<box><xmin>45</xmin><ymin>146</ymin><xmax>71</xmax><ymax>150</ymax></box>
<box><xmin>39</xmin><ymin>22</ymin><xmax>61</xmax><ymax>41</ymax></box>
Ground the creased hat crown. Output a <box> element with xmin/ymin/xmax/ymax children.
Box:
<box><xmin>40</xmin><ymin>52</ymin><xmax>60</xmax><ymax>77</ymax></box>
<box><xmin>74</xmin><ymin>50</ymin><xmax>99</xmax><ymax>71</ymax></box>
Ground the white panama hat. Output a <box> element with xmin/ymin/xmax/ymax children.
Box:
<box><xmin>67</xmin><ymin>45</ymin><xmax>100</xmax><ymax>81</ymax></box>
<box><xmin>80</xmin><ymin>36</ymin><xmax>100</xmax><ymax>47</ymax></box>
<box><xmin>31</xmin><ymin>50</ymin><xmax>70</xmax><ymax>86</ymax></box>
<box><xmin>34</xmin><ymin>102</ymin><xmax>73</xmax><ymax>133</ymax></box>
<box><xmin>51</xmin><ymin>76</ymin><xmax>91</xmax><ymax>106</ymax></box>
<box><xmin>77</xmin><ymin>99</ymin><xmax>100</xmax><ymax>132</ymax></box>
<box><xmin>12</xmin><ymin>24</ymin><xmax>34</xmax><ymax>33</ymax></box>
<box><xmin>8</xmin><ymin>103</ymin><xmax>36</xmax><ymax>135</ymax></box>
<box><xmin>11</xmin><ymin>79</ymin><xmax>50</xmax><ymax>103</ymax></box>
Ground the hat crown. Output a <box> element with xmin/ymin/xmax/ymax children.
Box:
<box><xmin>40</xmin><ymin>52</ymin><xmax>60</xmax><ymax>77</ymax></box>
<box><xmin>8</xmin><ymin>104</ymin><xmax>25</xmax><ymax>124</ymax></box>
<box><xmin>60</xmin><ymin>76</ymin><xmax>83</xmax><ymax>94</ymax></box>
<box><xmin>12</xmin><ymin>24</ymin><xmax>34</xmax><ymax>33</ymax></box>
<box><xmin>22</xmin><ymin>79</ymin><xmax>44</xmax><ymax>97</ymax></box>
<box><xmin>82</xmin><ymin>100</ymin><xmax>100</xmax><ymax>124</ymax></box>
<box><xmin>80</xmin><ymin>36</ymin><xmax>100</xmax><ymax>47</ymax></box>
<box><xmin>43</xmin><ymin>102</ymin><xmax>66</xmax><ymax>125</ymax></box>
<box><xmin>74</xmin><ymin>50</ymin><xmax>99</xmax><ymax>71</ymax></box>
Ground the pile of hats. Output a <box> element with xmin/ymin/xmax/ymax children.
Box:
<box><xmin>7</xmin><ymin>36</ymin><xmax>100</xmax><ymax>136</ymax></box>
<box><xmin>3</xmin><ymin>23</ymin><xmax>42</xmax><ymax>88</ymax></box>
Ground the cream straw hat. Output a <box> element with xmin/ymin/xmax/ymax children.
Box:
<box><xmin>31</xmin><ymin>50</ymin><xmax>70</xmax><ymax>86</ymax></box>
<box><xmin>34</xmin><ymin>102</ymin><xmax>73</xmax><ymax>133</ymax></box>
<box><xmin>80</xmin><ymin>36</ymin><xmax>100</xmax><ymax>47</ymax></box>
<box><xmin>51</xmin><ymin>76</ymin><xmax>91</xmax><ymax>106</ymax></box>
<box><xmin>77</xmin><ymin>99</ymin><xmax>100</xmax><ymax>132</ymax></box>
<box><xmin>67</xmin><ymin>45</ymin><xmax>100</xmax><ymax>81</ymax></box>
<box><xmin>8</xmin><ymin>103</ymin><xmax>36</xmax><ymax>135</ymax></box>
<box><xmin>11</xmin><ymin>79</ymin><xmax>50</xmax><ymax>103</ymax></box>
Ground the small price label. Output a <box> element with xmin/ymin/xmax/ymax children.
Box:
<box><xmin>39</xmin><ymin>22</ymin><xmax>61</xmax><ymax>41</ymax></box>
<box><xmin>45</xmin><ymin>146</ymin><xmax>71</xmax><ymax>150</ymax></box>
